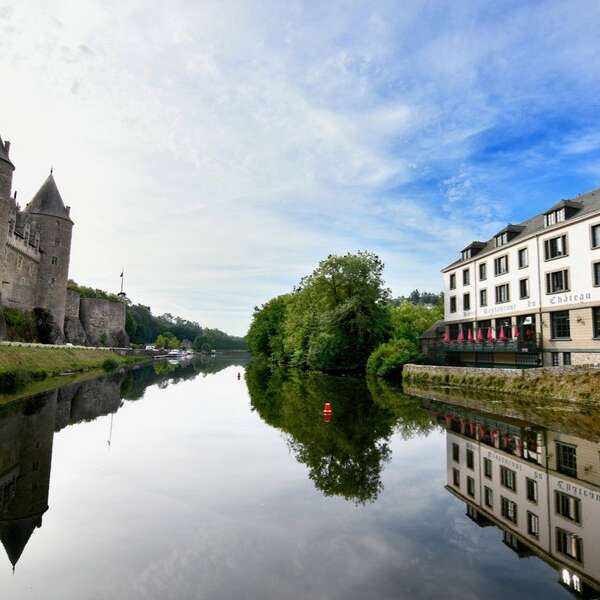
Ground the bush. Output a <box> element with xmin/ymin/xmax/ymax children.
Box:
<box><xmin>366</xmin><ymin>339</ymin><xmax>421</xmax><ymax>378</ymax></box>
<box><xmin>102</xmin><ymin>358</ymin><xmax>119</xmax><ymax>371</ymax></box>
<box><xmin>0</xmin><ymin>368</ymin><xmax>32</xmax><ymax>392</ymax></box>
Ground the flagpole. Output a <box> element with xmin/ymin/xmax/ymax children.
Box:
<box><xmin>120</xmin><ymin>268</ymin><xmax>124</xmax><ymax>294</ymax></box>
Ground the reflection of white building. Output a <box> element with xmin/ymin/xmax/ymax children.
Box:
<box><xmin>441</xmin><ymin>408</ymin><xmax>600</xmax><ymax>598</ymax></box>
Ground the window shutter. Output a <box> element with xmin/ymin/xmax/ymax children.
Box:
<box><xmin>546</xmin><ymin>273</ymin><xmax>551</xmax><ymax>293</ymax></box>
<box><xmin>564</xmin><ymin>270</ymin><xmax>569</xmax><ymax>290</ymax></box>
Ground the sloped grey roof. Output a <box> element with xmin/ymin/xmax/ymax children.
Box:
<box><xmin>0</xmin><ymin>135</ymin><xmax>14</xmax><ymax>168</ymax></box>
<box><xmin>443</xmin><ymin>187</ymin><xmax>600</xmax><ymax>272</ymax></box>
<box><xmin>25</xmin><ymin>174</ymin><xmax>71</xmax><ymax>221</ymax></box>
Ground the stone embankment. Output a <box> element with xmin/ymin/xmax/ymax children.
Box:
<box><xmin>403</xmin><ymin>363</ymin><xmax>600</xmax><ymax>403</ymax></box>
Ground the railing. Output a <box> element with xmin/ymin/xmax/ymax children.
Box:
<box><xmin>430</xmin><ymin>334</ymin><xmax>541</xmax><ymax>354</ymax></box>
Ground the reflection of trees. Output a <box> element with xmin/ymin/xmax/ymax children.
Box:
<box><xmin>247</xmin><ymin>362</ymin><xmax>397</xmax><ymax>504</ymax></box>
<box><xmin>120</xmin><ymin>354</ymin><xmax>249</xmax><ymax>401</ymax></box>
<box><xmin>367</xmin><ymin>377</ymin><xmax>438</xmax><ymax>440</ymax></box>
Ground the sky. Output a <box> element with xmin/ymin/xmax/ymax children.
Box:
<box><xmin>1</xmin><ymin>0</ymin><xmax>600</xmax><ymax>336</ymax></box>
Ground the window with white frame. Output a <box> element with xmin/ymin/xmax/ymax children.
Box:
<box><xmin>546</xmin><ymin>269</ymin><xmax>569</xmax><ymax>294</ymax></box>
<box><xmin>518</xmin><ymin>247</ymin><xmax>529</xmax><ymax>268</ymax></box>
<box><xmin>544</xmin><ymin>234</ymin><xmax>568</xmax><ymax>260</ymax></box>
<box><xmin>545</xmin><ymin>208</ymin><xmax>566</xmax><ymax>227</ymax></box>
<box><xmin>494</xmin><ymin>255</ymin><xmax>509</xmax><ymax>275</ymax></box>
<box><xmin>519</xmin><ymin>278</ymin><xmax>530</xmax><ymax>299</ymax></box>
<box><xmin>495</xmin><ymin>284</ymin><xmax>510</xmax><ymax>304</ymax></box>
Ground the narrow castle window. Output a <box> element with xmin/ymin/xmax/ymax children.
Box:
<box><xmin>51</xmin><ymin>256</ymin><xmax>58</xmax><ymax>266</ymax></box>
<box><xmin>8</xmin><ymin>220</ymin><xmax>14</xmax><ymax>236</ymax></box>
<box><xmin>54</xmin><ymin>238</ymin><xmax>60</xmax><ymax>247</ymax></box>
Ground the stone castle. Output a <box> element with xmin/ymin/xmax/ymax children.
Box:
<box><xmin>0</xmin><ymin>135</ymin><xmax>128</xmax><ymax>346</ymax></box>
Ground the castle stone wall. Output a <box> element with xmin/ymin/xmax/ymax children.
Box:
<box><xmin>65</xmin><ymin>289</ymin><xmax>80</xmax><ymax>319</ymax></box>
<box><xmin>2</xmin><ymin>245</ymin><xmax>39</xmax><ymax>312</ymax></box>
<box><xmin>79</xmin><ymin>297</ymin><xmax>128</xmax><ymax>347</ymax></box>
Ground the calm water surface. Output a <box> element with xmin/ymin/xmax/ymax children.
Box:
<box><xmin>0</xmin><ymin>356</ymin><xmax>597</xmax><ymax>599</ymax></box>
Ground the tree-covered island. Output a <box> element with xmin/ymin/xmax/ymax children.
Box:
<box><xmin>246</xmin><ymin>252</ymin><xmax>442</xmax><ymax>378</ymax></box>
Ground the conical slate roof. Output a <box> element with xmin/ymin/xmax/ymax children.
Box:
<box><xmin>25</xmin><ymin>173</ymin><xmax>71</xmax><ymax>220</ymax></box>
<box><xmin>0</xmin><ymin>135</ymin><xmax>14</xmax><ymax>168</ymax></box>
<box><xmin>0</xmin><ymin>516</ymin><xmax>40</xmax><ymax>570</ymax></box>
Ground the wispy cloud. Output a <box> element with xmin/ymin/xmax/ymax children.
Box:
<box><xmin>1</xmin><ymin>0</ymin><xmax>599</xmax><ymax>333</ymax></box>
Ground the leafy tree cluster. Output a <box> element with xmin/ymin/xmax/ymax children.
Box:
<box><xmin>247</xmin><ymin>252</ymin><xmax>391</xmax><ymax>372</ymax></box>
<box><xmin>126</xmin><ymin>306</ymin><xmax>245</xmax><ymax>349</ymax></box>
<box><xmin>67</xmin><ymin>280</ymin><xmax>121</xmax><ymax>302</ymax></box>
<box><xmin>366</xmin><ymin>301</ymin><xmax>443</xmax><ymax>378</ymax></box>
<box><xmin>155</xmin><ymin>331</ymin><xmax>180</xmax><ymax>349</ymax></box>
<box><xmin>392</xmin><ymin>289</ymin><xmax>443</xmax><ymax>307</ymax></box>
<box><xmin>246</xmin><ymin>252</ymin><xmax>442</xmax><ymax>376</ymax></box>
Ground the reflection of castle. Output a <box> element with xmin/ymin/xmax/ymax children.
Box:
<box><xmin>436</xmin><ymin>405</ymin><xmax>600</xmax><ymax>598</ymax></box>
<box><xmin>0</xmin><ymin>357</ymin><xmax>243</xmax><ymax>570</ymax></box>
<box><xmin>0</xmin><ymin>376</ymin><xmax>124</xmax><ymax>571</ymax></box>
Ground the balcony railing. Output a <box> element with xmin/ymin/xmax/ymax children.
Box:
<box><xmin>430</xmin><ymin>335</ymin><xmax>541</xmax><ymax>354</ymax></box>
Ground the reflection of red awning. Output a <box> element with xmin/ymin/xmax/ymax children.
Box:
<box><xmin>512</xmin><ymin>324</ymin><xmax>519</xmax><ymax>339</ymax></box>
<box><xmin>499</xmin><ymin>326</ymin><xmax>507</xmax><ymax>341</ymax></box>
<box><xmin>457</xmin><ymin>328</ymin><xmax>464</xmax><ymax>342</ymax></box>
<box><xmin>442</xmin><ymin>330</ymin><xmax>450</xmax><ymax>343</ymax></box>
<box><xmin>487</xmin><ymin>327</ymin><xmax>495</xmax><ymax>342</ymax></box>
<box><xmin>477</xmin><ymin>328</ymin><xmax>484</xmax><ymax>342</ymax></box>
<box><xmin>467</xmin><ymin>328</ymin><xmax>474</xmax><ymax>342</ymax></box>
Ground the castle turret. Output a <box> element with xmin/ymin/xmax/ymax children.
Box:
<box><xmin>0</xmin><ymin>136</ymin><xmax>14</xmax><ymax>199</ymax></box>
<box><xmin>25</xmin><ymin>173</ymin><xmax>73</xmax><ymax>336</ymax></box>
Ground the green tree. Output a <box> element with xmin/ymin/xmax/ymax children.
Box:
<box><xmin>155</xmin><ymin>331</ymin><xmax>180</xmax><ymax>349</ymax></box>
<box><xmin>271</xmin><ymin>252</ymin><xmax>391</xmax><ymax>372</ymax></box>
<box><xmin>366</xmin><ymin>301</ymin><xmax>443</xmax><ymax>379</ymax></box>
<box><xmin>246</xmin><ymin>294</ymin><xmax>290</xmax><ymax>362</ymax></box>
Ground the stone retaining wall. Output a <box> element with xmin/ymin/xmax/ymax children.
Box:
<box><xmin>404</xmin><ymin>363</ymin><xmax>600</xmax><ymax>380</ymax></box>
<box><xmin>403</xmin><ymin>363</ymin><xmax>600</xmax><ymax>402</ymax></box>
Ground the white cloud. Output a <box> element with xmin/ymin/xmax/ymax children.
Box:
<box><xmin>0</xmin><ymin>0</ymin><xmax>599</xmax><ymax>334</ymax></box>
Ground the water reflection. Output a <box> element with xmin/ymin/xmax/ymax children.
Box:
<box><xmin>0</xmin><ymin>354</ymin><xmax>247</xmax><ymax>572</ymax></box>
<box><xmin>249</xmin><ymin>366</ymin><xmax>600</xmax><ymax>598</ymax></box>
<box><xmin>4</xmin><ymin>356</ymin><xmax>600</xmax><ymax>598</ymax></box>
<box><xmin>416</xmin><ymin>389</ymin><xmax>600</xmax><ymax>599</ymax></box>
<box><xmin>246</xmin><ymin>363</ymin><xmax>432</xmax><ymax>504</ymax></box>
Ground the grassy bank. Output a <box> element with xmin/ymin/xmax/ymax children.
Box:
<box><xmin>403</xmin><ymin>364</ymin><xmax>600</xmax><ymax>403</ymax></box>
<box><xmin>0</xmin><ymin>345</ymin><xmax>150</xmax><ymax>392</ymax></box>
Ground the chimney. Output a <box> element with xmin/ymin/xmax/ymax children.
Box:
<box><xmin>4</xmin><ymin>141</ymin><xmax>10</xmax><ymax>156</ymax></box>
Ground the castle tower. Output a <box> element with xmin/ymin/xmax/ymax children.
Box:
<box><xmin>0</xmin><ymin>136</ymin><xmax>14</xmax><ymax>200</ymax></box>
<box><xmin>25</xmin><ymin>174</ymin><xmax>73</xmax><ymax>335</ymax></box>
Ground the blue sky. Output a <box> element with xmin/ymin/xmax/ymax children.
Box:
<box><xmin>1</xmin><ymin>0</ymin><xmax>600</xmax><ymax>335</ymax></box>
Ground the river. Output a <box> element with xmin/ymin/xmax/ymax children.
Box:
<box><xmin>0</xmin><ymin>355</ymin><xmax>598</xmax><ymax>599</ymax></box>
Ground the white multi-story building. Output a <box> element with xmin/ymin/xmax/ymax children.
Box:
<box><xmin>435</xmin><ymin>188</ymin><xmax>600</xmax><ymax>367</ymax></box>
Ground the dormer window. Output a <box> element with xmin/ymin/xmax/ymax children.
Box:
<box><xmin>495</xmin><ymin>232</ymin><xmax>509</xmax><ymax>247</ymax></box>
<box><xmin>543</xmin><ymin>200</ymin><xmax>582</xmax><ymax>228</ymax></box>
<box><xmin>462</xmin><ymin>248</ymin><xmax>471</xmax><ymax>260</ymax></box>
<box><xmin>545</xmin><ymin>208</ymin><xmax>565</xmax><ymax>227</ymax></box>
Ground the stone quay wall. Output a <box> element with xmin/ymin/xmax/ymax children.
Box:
<box><xmin>403</xmin><ymin>363</ymin><xmax>600</xmax><ymax>403</ymax></box>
